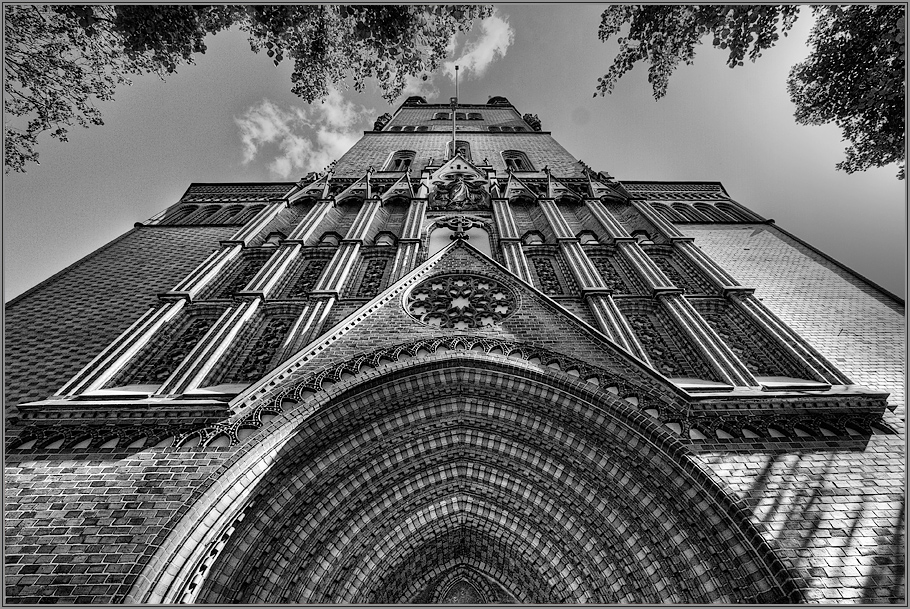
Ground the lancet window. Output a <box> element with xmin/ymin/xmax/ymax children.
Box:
<box><xmin>502</xmin><ymin>151</ymin><xmax>533</xmax><ymax>172</ymax></box>
<box><xmin>386</xmin><ymin>150</ymin><xmax>416</xmax><ymax>172</ymax></box>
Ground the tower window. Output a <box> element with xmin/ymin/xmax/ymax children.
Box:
<box><xmin>386</xmin><ymin>150</ymin><xmax>416</xmax><ymax>172</ymax></box>
<box><xmin>448</xmin><ymin>140</ymin><xmax>472</xmax><ymax>161</ymax></box>
<box><xmin>502</xmin><ymin>150</ymin><xmax>533</xmax><ymax>172</ymax></box>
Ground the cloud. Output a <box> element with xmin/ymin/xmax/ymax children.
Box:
<box><xmin>443</xmin><ymin>11</ymin><xmax>514</xmax><ymax>80</ymax></box>
<box><xmin>235</xmin><ymin>91</ymin><xmax>373</xmax><ymax>178</ymax></box>
<box><xmin>401</xmin><ymin>10</ymin><xmax>515</xmax><ymax>101</ymax></box>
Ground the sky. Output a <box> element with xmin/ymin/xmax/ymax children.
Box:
<box><xmin>4</xmin><ymin>4</ymin><xmax>906</xmax><ymax>302</ymax></box>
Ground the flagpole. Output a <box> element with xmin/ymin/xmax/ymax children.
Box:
<box><xmin>450</xmin><ymin>65</ymin><xmax>459</xmax><ymax>159</ymax></box>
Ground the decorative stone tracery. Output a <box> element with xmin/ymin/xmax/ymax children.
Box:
<box><xmin>405</xmin><ymin>274</ymin><xmax>518</xmax><ymax>329</ymax></box>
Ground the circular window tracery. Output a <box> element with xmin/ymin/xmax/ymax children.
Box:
<box><xmin>406</xmin><ymin>274</ymin><xmax>518</xmax><ymax>329</ymax></box>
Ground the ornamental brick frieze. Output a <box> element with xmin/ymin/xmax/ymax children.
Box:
<box><xmin>220</xmin><ymin>316</ymin><xmax>294</xmax><ymax>383</ymax></box>
<box><xmin>6</xmin><ymin>422</ymin><xmax>206</xmax><ymax>452</ymax></box>
<box><xmin>618</xmin><ymin>301</ymin><xmax>719</xmax><ymax>381</ymax></box>
<box><xmin>524</xmin><ymin>246</ymin><xmax>577</xmax><ymax>295</ymax></box>
<box><xmin>207</xmin><ymin>251</ymin><xmax>274</xmax><ymax>299</ymax></box>
<box><xmin>586</xmin><ymin>247</ymin><xmax>647</xmax><ymax>295</ymax></box>
<box><xmin>643</xmin><ymin>246</ymin><xmax>715</xmax><ymax>295</ymax></box>
<box><xmin>282</xmin><ymin>255</ymin><xmax>332</xmax><ymax>299</ymax></box>
<box><xmin>351</xmin><ymin>253</ymin><xmax>393</xmax><ymax>298</ymax></box>
<box><xmin>107</xmin><ymin>309</ymin><xmax>225</xmax><ymax>387</ymax></box>
<box><xmin>692</xmin><ymin>299</ymin><xmax>812</xmax><ymax>379</ymax></box>
<box><xmin>405</xmin><ymin>274</ymin><xmax>519</xmax><ymax>328</ymax></box>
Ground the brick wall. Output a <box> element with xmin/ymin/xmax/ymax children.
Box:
<box><xmin>679</xmin><ymin>222</ymin><xmax>905</xmax><ymax>603</ymax></box>
<box><xmin>4</xmin><ymin>227</ymin><xmax>236</xmax><ymax>410</ymax></box>
<box><xmin>334</xmin><ymin>133</ymin><xmax>582</xmax><ymax>177</ymax></box>
<box><xmin>4</xmin><ymin>449</ymin><xmax>224</xmax><ymax>604</ymax></box>
<box><xmin>385</xmin><ymin>106</ymin><xmax>529</xmax><ymax>131</ymax></box>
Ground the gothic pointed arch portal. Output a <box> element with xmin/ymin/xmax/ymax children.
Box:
<box><xmin>131</xmin><ymin>348</ymin><xmax>802</xmax><ymax>604</ymax></box>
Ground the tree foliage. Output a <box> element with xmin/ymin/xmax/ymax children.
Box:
<box><xmin>596</xmin><ymin>5</ymin><xmax>905</xmax><ymax>179</ymax></box>
<box><xmin>788</xmin><ymin>6</ymin><xmax>905</xmax><ymax>179</ymax></box>
<box><xmin>3</xmin><ymin>4</ymin><xmax>492</xmax><ymax>173</ymax></box>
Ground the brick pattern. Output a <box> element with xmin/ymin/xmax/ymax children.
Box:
<box><xmin>679</xmin><ymin>223</ymin><xmax>905</xmax><ymax>603</ymax></box>
<box><xmin>333</xmin><ymin>133</ymin><xmax>582</xmax><ymax>178</ymax></box>
<box><xmin>384</xmin><ymin>106</ymin><xmax>531</xmax><ymax>132</ymax></box>
<box><xmin>4</xmin><ymin>227</ymin><xmax>235</xmax><ymax>410</ymax></box>
<box><xmin>4</xmin><ymin>451</ymin><xmax>223</xmax><ymax>604</ymax></box>
<box><xmin>190</xmin><ymin>363</ymin><xmax>794</xmax><ymax>603</ymax></box>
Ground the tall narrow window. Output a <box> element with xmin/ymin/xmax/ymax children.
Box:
<box><xmin>447</xmin><ymin>140</ymin><xmax>472</xmax><ymax>161</ymax></box>
<box><xmin>386</xmin><ymin>150</ymin><xmax>416</xmax><ymax>172</ymax></box>
<box><xmin>502</xmin><ymin>151</ymin><xmax>533</xmax><ymax>172</ymax></box>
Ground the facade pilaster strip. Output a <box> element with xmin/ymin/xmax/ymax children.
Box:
<box><xmin>501</xmin><ymin>242</ymin><xmax>533</xmax><ymax>283</ymax></box>
<box><xmin>344</xmin><ymin>198</ymin><xmax>382</xmax><ymax>241</ymax></box>
<box><xmin>675</xmin><ymin>241</ymin><xmax>743</xmax><ymax>290</ymax></box>
<box><xmin>175</xmin><ymin>299</ymin><xmax>263</xmax><ymax>393</ymax></box>
<box><xmin>390</xmin><ymin>242</ymin><xmax>420</xmax><ymax>283</ymax></box>
<box><xmin>401</xmin><ymin>199</ymin><xmax>427</xmax><ymax>240</ymax></box>
<box><xmin>56</xmin><ymin>302</ymin><xmax>184</xmax><ymax>396</ymax></box>
<box><xmin>279</xmin><ymin>297</ymin><xmax>336</xmax><ymax>360</ymax></box>
<box><xmin>314</xmin><ymin>242</ymin><xmax>361</xmax><ymax>293</ymax></box>
<box><xmin>492</xmin><ymin>200</ymin><xmax>519</xmax><ymax>239</ymax></box>
<box><xmin>631</xmin><ymin>200</ymin><xmax>684</xmax><ymax>238</ymax></box>
<box><xmin>537</xmin><ymin>199</ymin><xmax>574</xmax><ymax>239</ymax></box>
<box><xmin>170</xmin><ymin>245</ymin><xmax>242</xmax><ymax>296</ymax></box>
<box><xmin>616</xmin><ymin>242</ymin><xmax>676</xmax><ymax>291</ymax></box>
<box><xmin>157</xmin><ymin>301</ymin><xmax>258</xmax><ymax>395</ymax></box>
<box><xmin>560</xmin><ymin>241</ymin><xmax>601</xmax><ymax>290</ymax></box>
<box><xmin>245</xmin><ymin>244</ymin><xmax>301</xmax><ymax>297</ymax></box>
<box><xmin>732</xmin><ymin>294</ymin><xmax>852</xmax><ymax>384</ymax></box>
<box><xmin>585</xmin><ymin>199</ymin><xmax>632</xmax><ymax>239</ymax></box>
<box><xmin>287</xmin><ymin>200</ymin><xmax>335</xmax><ymax>242</ymax></box>
<box><xmin>586</xmin><ymin>293</ymin><xmax>652</xmax><ymax>364</ymax></box>
<box><xmin>228</xmin><ymin>201</ymin><xmax>285</xmax><ymax>244</ymax></box>
<box><xmin>659</xmin><ymin>294</ymin><xmax>759</xmax><ymax>386</ymax></box>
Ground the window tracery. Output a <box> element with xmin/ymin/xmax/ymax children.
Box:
<box><xmin>406</xmin><ymin>274</ymin><xmax>518</xmax><ymax>329</ymax></box>
<box><xmin>386</xmin><ymin>150</ymin><xmax>416</xmax><ymax>172</ymax></box>
<box><xmin>502</xmin><ymin>150</ymin><xmax>533</xmax><ymax>172</ymax></box>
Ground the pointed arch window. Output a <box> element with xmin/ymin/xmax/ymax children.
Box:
<box><xmin>447</xmin><ymin>140</ymin><xmax>472</xmax><ymax>161</ymax></box>
<box><xmin>502</xmin><ymin>150</ymin><xmax>533</xmax><ymax>172</ymax></box>
<box><xmin>385</xmin><ymin>150</ymin><xmax>416</xmax><ymax>172</ymax></box>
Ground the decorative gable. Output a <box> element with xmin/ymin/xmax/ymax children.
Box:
<box><xmin>427</xmin><ymin>153</ymin><xmax>491</xmax><ymax>211</ymax></box>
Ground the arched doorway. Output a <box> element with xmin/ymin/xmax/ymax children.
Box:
<box><xmin>131</xmin><ymin>346</ymin><xmax>801</xmax><ymax>604</ymax></box>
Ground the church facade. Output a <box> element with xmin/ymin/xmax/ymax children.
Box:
<box><xmin>4</xmin><ymin>95</ymin><xmax>904</xmax><ymax>603</ymax></box>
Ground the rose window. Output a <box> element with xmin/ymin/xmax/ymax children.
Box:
<box><xmin>406</xmin><ymin>274</ymin><xmax>518</xmax><ymax>329</ymax></box>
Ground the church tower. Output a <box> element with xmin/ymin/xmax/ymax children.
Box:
<box><xmin>5</xmin><ymin>96</ymin><xmax>904</xmax><ymax>604</ymax></box>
